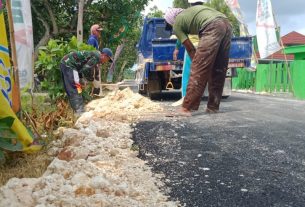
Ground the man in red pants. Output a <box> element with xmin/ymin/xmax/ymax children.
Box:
<box><xmin>165</xmin><ymin>5</ymin><xmax>232</xmax><ymax>116</ymax></box>
<box><xmin>60</xmin><ymin>48</ymin><xmax>113</xmax><ymax>114</ymax></box>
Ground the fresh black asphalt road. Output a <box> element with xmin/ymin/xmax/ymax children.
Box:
<box><xmin>132</xmin><ymin>92</ymin><xmax>305</xmax><ymax>207</ymax></box>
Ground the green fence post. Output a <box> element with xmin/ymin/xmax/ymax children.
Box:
<box><xmin>245</xmin><ymin>70</ymin><xmax>248</xmax><ymax>89</ymax></box>
<box><xmin>232</xmin><ymin>68</ymin><xmax>240</xmax><ymax>89</ymax></box>
<box><xmin>240</xmin><ymin>69</ymin><xmax>245</xmax><ymax>89</ymax></box>
<box><xmin>251</xmin><ymin>71</ymin><xmax>256</xmax><ymax>90</ymax></box>
<box><xmin>263</xmin><ymin>65</ymin><xmax>269</xmax><ymax>92</ymax></box>
<box><xmin>276</xmin><ymin>63</ymin><xmax>282</xmax><ymax>92</ymax></box>
<box><xmin>255</xmin><ymin>64</ymin><xmax>262</xmax><ymax>92</ymax></box>
<box><xmin>269</xmin><ymin>64</ymin><xmax>276</xmax><ymax>92</ymax></box>
<box><xmin>247</xmin><ymin>70</ymin><xmax>255</xmax><ymax>90</ymax></box>
<box><xmin>255</xmin><ymin>64</ymin><xmax>267</xmax><ymax>92</ymax></box>
<box><xmin>246</xmin><ymin>70</ymin><xmax>251</xmax><ymax>89</ymax></box>
<box><xmin>242</xmin><ymin>69</ymin><xmax>247</xmax><ymax>89</ymax></box>
<box><xmin>282</xmin><ymin>62</ymin><xmax>288</xmax><ymax>92</ymax></box>
<box><xmin>288</xmin><ymin>62</ymin><xmax>294</xmax><ymax>93</ymax></box>
<box><xmin>263</xmin><ymin>65</ymin><xmax>268</xmax><ymax>92</ymax></box>
<box><xmin>292</xmin><ymin>60</ymin><xmax>305</xmax><ymax>99</ymax></box>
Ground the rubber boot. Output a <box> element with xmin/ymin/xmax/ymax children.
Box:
<box><xmin>69</xmin><ymin>94</ymin><xmax>85</xmax><ymax>116</ymax></box>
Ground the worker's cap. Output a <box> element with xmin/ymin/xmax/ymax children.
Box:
<box><xmin>90</xmin><ymin>24</ymin><xmax>103</xmax><ymax>33</ymax></box>
<box><xmin>100</xmin><ymin>48</ymin><xmax>113</xmax><ymax>63</ymax></box>
<box><xmin>188</xmin><ymin>0</ymin><xmax>208</xmax><ymax>3</ymax></box>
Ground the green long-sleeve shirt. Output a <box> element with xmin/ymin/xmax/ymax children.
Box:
<box><xmin>173</xmin><ymin>5</ymin><xmax>226</xmax><ymax>44</ymax></box>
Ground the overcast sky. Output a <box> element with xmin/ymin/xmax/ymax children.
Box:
<box><xmin>145</xmin><ymin>0</ymin><xmax>305</xmax><ymax>36</ymax></box>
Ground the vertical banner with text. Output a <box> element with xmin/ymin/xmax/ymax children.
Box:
<box><xmin>0</xmin><ymin>0</ymin><xmax>13</xmax><ymax>107</ymax></box>
<box><xmin>256</xmin><ymin>0</ymin><xmax>281</xmax><ymax>59</ymax></box>
<box><xmin>11</xmin><ymin>0</ymin><xmax>34</xmax><ymax>89</ymax></box>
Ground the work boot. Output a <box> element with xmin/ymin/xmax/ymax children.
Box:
<box><xmin>69</xmin><ymin>94</ymin><xmax>85</xmax><ymax>116</ymax></box>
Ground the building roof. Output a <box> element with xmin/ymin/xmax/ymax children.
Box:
<box><xmin>281</xmin><ymin>31</ymin><xmax>305</xmax><ymax>46</ymax></box>
<box><xmin>258</xmin><ymin>31</ymin><xmax>305</xmax><ymax>60</ymax></box>
<box><xmin>255</xmin><ymin>51</ymin><xmax>294</xmax><ymax>61</ymax></box>
<box><xmin>266</xmin><ymin>51</ymin><xmax>294</xmax><ymax>60</ymax></box>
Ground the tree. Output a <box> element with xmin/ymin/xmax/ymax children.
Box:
<box><xmin>172</xmin><ymin>0</ymin><xmax>239</xmax><ymax>35</ymax></box>
<box><xmin>29</xmin><ymin>0</ymin><xmax>150</xmax><ymax>82</ymax></box>
<box><xmin>30</xmin><ymin>0</ymin><xmax>149</xmax><ymax>56</ymax></box>
<box><xmin>31</xmin><ymin>0</ymin><xmax>79</xmax><ymax>58</ymax></box>
<box><xmin>173</xmin><ymin>0</ymin><xmax>189</xmax><ymax>8</ymax></box>
<box><xmin>77</xmin><ymin>0</ymin><xmax>85</xmax><ymax>42</ymax></box>
<box><xmin>3</xmin><ymin>0</ymin><xmax>150</xmax><ymax>82</ymax></box>
<box><xmin>207</xmin><ymin>0</ymin><xmax>240</xmax><ymax>35</ymax></box>
<box><xmin>147</xmin><ymin>6</ymin><xmax>164</xmax><ymax>18</ymax></box>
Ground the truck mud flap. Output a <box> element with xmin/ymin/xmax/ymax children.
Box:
<box><xmin>147</xmin><ymin>71</ymin><xmax>161</xmax><ymax>99</ymax></box>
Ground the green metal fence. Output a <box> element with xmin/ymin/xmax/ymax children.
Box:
<box><xmin>232</xmin><ymin>60</ymin><xmax>305</xmax><ymax>99</ymax></box>
<box><xmin>232</xmin><ymin>68</ymin><xmax>256</xmax><ymax>90</ymax></box>
<box><xmin>291</xmin><ymin>61</ymin><xmax>305</xmax><ymax>99</ymax></box>
<box><xmin>255</xmin><ymin>63</ymin><xmax>292</xmax><ymax>93</ymax></box>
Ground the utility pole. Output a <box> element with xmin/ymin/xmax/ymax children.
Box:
<box><xmin>6</xmin><ymin>0</ymin><xmax>21</xmax><ymax>114</ymax></box>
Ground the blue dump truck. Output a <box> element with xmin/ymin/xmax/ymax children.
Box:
<box><xmin>136</xmin><ymin>17</ymin><xmax>252</xmax><ymax>99</ymax></box>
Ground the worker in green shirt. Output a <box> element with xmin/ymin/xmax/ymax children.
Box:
<box><xmin>165</xmin><ymin>4</ymin><xmax>232</xmax><ymax>116</ymax></box>
<box><xmin>172</xmin><ymin>0</ymin><xmax>207</xmax><ymax>103</ymax></box>
<box><xmin>60</xmin><ymin>48</ymin><xmax>113</xmax><ymax>114</ymax></box>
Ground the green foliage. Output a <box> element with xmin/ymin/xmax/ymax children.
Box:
<box><xmin>0</xmin><ymin>117</ymin><xmax>15</xmax><ymax>139</ymax></box>
<box><xmin>173</xmin><ymin>0</ymin><xmax>189</xmax><ymax>8</ymax></box>
<box><xmin>172</xmin><ymin>0</ymin><xmax>240</xmax><ymax>35</ymax></box>
<box><xmin>84</xmin><ymin>1</ymin><xmax>148</xmax><ymax>82</ymax></box>
<box><xmin>147</xmin><ymin>6</ymin><xmax>164</xmax><ymax>18</ymax></box>
<box><xmin>35</xmin><ymin>36</ymin><xmax>95</xmax><ymax>100</ymax></box>
<box><xmin>0</xmin><ymin>117</ymin><xmax>23</xmax><ymax>162</ymax></box>
<box><xmin>123</xmin><ymin>68</ymin><xmax>136</xmax><ymax>80</ymax></box>
<box><xmin>29</xmin><ymin>0</ymin><xmax>149</xmax><ymax>83</ymax></box>
<box><xmin>112</xmin><ymin>28</ymin><xmax>142</xmax><ymax>82</ymax></box>
<box><xmin>3</xmin><ymin>0</ymin><xmax>149</xmax><ymax>84</ymax></box>
<box><xmin>207</xmin><ymin>0</ymin><xmax>240</xmax><ymax>35</ymax></box>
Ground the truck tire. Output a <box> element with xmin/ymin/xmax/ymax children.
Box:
<box><xmin>147</xmin><ymin>71</ymin><xmax>161</xmax><ymax>100</ymax></box>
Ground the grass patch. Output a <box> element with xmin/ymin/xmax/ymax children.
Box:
<box><xmin>0</xmin><ymin>92</ymin><xmax>75</xmax><ymax>186</ymax></box>
<box><xmin>0</xmin><ymin>150</ymin><xmax>52</xmax><ymax>185</ymax></box>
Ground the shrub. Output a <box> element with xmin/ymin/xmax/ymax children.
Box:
<box><xmin>35</xmin><ymin>36</ymin><xmax>95</xmax><ymax>101</ymax></box>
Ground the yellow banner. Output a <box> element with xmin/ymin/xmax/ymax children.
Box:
<box><xmin>0</xmin><ymin>4</ymin><xmax>40</xmax><ymax>152</ymax></box>
<box><xmin>0</xmin><ymin>6</ymin><xmax>13</xmax><ymax>107</ymax></box>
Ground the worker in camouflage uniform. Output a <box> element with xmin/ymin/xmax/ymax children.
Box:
<box><xmin>60</xmin><ymin>48</ymin><xmax>113</xmax><ymax>114</ymax></box>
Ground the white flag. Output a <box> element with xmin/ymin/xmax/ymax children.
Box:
<box><xmin>225</xmin><ymin>0</ymin><xmax>257</xmax><ymax>70</ymax></box>
<box><xmin>11</xmin><ymin>0</ymin><xmax>34</xmax><ymax>89</ymax></box>
<box><xmin>256</xmin><ymin>0</ymin><xmax>281</xmax><ymax>59</ymax></box>
<box><xmin>225</xmin><ymin>0</ymin><xmax>248</xmax><ymax>34</ymax></box>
